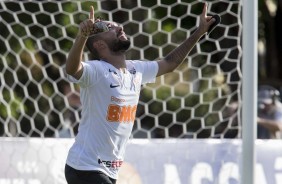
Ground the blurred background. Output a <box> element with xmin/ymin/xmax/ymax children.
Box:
<box><xmin>0</xmin><ymin>0</ymin><xmax>281</xmax><ymax>139</ymax></box>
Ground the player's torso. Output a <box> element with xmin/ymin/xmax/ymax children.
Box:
<box><xmin>67</xmin><ymin>61</ymin><xmax>147</xmax><ymax>178</ymax></box>
<box><xmin>81</xmin><ymin>61</ymin><xmax>142</xmax><ymax>126</ymax></box>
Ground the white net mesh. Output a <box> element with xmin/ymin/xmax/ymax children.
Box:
<box><xmin>0</xmin><ymin>0</ymin><xmax>242</xmax><ymax>139</ymax></box>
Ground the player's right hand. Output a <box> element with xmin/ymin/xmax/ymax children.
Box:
<box><xmin>78</xmin><ymin>6</ymin><xmax>95</xmax><ymax>38</ymax></box>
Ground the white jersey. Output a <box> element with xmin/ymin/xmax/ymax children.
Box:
<box><xmin>66</xmin><ymin>60</ymin><xmax>158</xmax><ymax>179</ymax></box>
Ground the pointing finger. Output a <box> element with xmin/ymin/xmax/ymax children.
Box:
<box><xmin>89</xmin><ymin>6</ymin><xmax>94</xmax><ymax>21</ymax></box>
<box><xmin>201</xmin><ymin>2</ymin><xmax>207</xmax><ymax>17</ymax></box>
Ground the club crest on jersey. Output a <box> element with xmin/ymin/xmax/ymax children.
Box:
<box><xmin>129</xmin><ymin>67</ymin><xmax>136</xmax><ymax>74</ymax></box>
<box><xmin>106</xmin><ymin>67</ymin><xmax>141</xmax><ymax>93</ymax></box>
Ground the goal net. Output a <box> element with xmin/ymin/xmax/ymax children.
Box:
<box><xmin>0</xmin><ymin>0</ymin><xmax>242</xmax><ymax>139</ymax></box>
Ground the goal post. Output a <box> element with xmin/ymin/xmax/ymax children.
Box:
<box><xmin>242</xmin><ymin>0</ymin><xmax>258</xmax><ymax>184</ymax></box>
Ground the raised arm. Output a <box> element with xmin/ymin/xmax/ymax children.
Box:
<box><xmin>157</xmin><ymin>3</ymin><xmax>215</xmax><ymax>77</ymax></box>
<box><xmin>65</xmin><ymin>6</ymin><xmax>95</xmax><ymax>79</ymax></box>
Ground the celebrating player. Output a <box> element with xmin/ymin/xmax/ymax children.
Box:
<box><xmin>64</xmin><ymin>3</ymin><xmax>216</xmax><ymax>184</ymax></box>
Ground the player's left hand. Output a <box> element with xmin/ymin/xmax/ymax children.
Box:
<box><xmin>198</xmin><ymin>3</ymin><xmax>216</xmax><ymax>35</ymax></box>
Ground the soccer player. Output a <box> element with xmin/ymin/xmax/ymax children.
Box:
<box><xmin>64</xmin><ymin>3</ymin><xmax>216</xmax><ymax>184</ymax></box>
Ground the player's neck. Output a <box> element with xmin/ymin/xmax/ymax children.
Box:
<box><xmin>102</xmin><ymin>54</ymin><xmax>126</xmax><ymax>69</ymax></box>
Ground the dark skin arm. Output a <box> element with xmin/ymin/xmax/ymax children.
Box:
<box><xmin>157</xmin><ymin>3</ymin><xmax>215</xmax><ymax>77</ymax></box>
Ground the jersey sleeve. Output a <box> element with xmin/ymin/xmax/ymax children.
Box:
<box><xmin>67</xmin><ymin>61</ymin><xmax>100</xmax><ymax>88</ymax></box>
<box><xmin>142</xmin><ymin>61</ymin><xmax>158</xmax><ymax>84</ymax></box>
<box><xmin>131</xmin><ymin>60</ymin><xmax>158</xmax><ymax>84</ymax></box>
